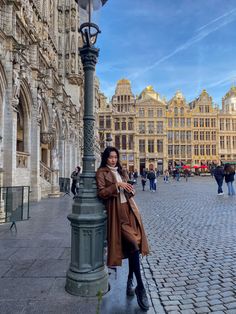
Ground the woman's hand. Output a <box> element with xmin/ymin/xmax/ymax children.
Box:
<box><xmin>117</xmin><ymin>182</ymin><xmax>134</xmax><ymax>193</ymax></box>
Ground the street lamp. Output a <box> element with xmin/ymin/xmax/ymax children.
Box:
<box><xmin>65</xmin><ymin>0</ymin><xmax>108</xmax><ymax>297</ymax></box>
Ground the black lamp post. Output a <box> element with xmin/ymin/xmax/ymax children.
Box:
<box><xmin>65</xmin><ymin>0</ymin><xmax>108</xmax><ymax>297</ymax></box>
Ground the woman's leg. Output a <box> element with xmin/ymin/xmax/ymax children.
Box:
<box><xmin>129</xmin><ymin>250</ymin><xmax>144</xmax><ymax>290</ymax></box>
<box><xmin>227</xmin><ymin>182</ymin><xmax>231</xmax><ymax>195</ymax></box>
<box><xmin>231</xmin><ymin>182</ymin><xmax>236</xmax><ymax>195</ymax></box>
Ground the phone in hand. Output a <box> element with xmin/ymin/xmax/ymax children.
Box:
<box><xmin>127</xmin><ymin>180</ymin><xmax>136</xmax><ymax>185</ymax></box>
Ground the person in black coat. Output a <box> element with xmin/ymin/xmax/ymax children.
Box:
<box><xmin>213</xmin><ymin>165</ymin><xmax>224</xmax><ymax>195</ymax></box>
<box><xmin>224</xmin><ymin>164</ymin><xmax>235</xmax><ymax>195</ymax></box>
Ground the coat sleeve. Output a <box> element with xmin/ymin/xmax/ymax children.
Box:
<box><xmin>96</xmin><ymin>171</ymin><xmax>119</xmax><ymax>200</ymax></box>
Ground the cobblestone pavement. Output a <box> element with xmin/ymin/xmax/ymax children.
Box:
<box><xmin>136</xmin><ymin>176</ymin><xmax>236</xmax><ymax>314</ymax></box>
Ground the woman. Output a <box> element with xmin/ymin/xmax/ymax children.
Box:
<box><xmin>224</xmin><ymin>163</ymin><xmax>235</xmax><ymax>195</ymax></box>
<box><xmin>96</xmin><ymin>147</ymin><xmax>149</xmax><ymax>311</ymax></box>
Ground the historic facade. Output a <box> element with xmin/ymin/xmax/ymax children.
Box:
<box><xmin>98</xmin><ymin>79</ymin><xmax>236</xmax><ymax>173</ymax></box>
<box><xmin>218</xmin><ymin>86</ymin><xmax>236</xmax><ymax>165</ymax></box>
<box><xmin>0</xmin><ymin>0</ymin><xmax>100</xmax><ymax>201</ymax></box>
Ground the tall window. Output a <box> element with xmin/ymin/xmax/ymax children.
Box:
<box><xmin>139</xmin><ymin>108</ymin><xmax>144</xmax><ymax>117</ymax></box>
<box><xmin>128</xmin><ymin>118</ymin><xmax>133</xmax><ymax>130</ymax></box>
<box><xmin>205</xmin><ymin>118</ymin><xmax>210</xmax><ymax>127</ymax></box>
<box><xmin>212</xmin><ymin>145</ymin><xmax>216</xmax><ymax>155</ymax></box>
<box><xmin>200</xmin><ymin>131</ymin><xmax>204</xmax><ymax>141</ymax></box>
<box><xmin>139</xmin><ymin>139</ymin><xmax>145</xmax><ymax>153</ymax></box>
<box><xmin>200</xmin><ymin>145</ymin><xmax>204</xmax><ymax>155</ymax></box>
<box><xmin>122</xmin><ymin>135</ymin><xmax>126</xmax><ymax>149</ymax></box>
<box><xmin>157</xmin><ymin>121</ymin><xmax>163</xmax><ymax>134</ymax></box>
<box><xmin>180</xmin><ymin>131</ymin><xmax>185</xmax><ymax>142</ymax></box>
<box><xmin>174</xmin><ymin>145</ymin><xmax>179</xmax><ymax>156</ymax></box>
<box><xmin>174</xmin><ymin>131</ymin><xmax>179</xmax><ymax>142</ymax></box>
<box><xmin>206</xmin><ymin>131</ymin><xmax>210</xmax><ymax>141</ymax></box>
<box><xmin>148</xmin><ymin>121</ymin><xmax>154</xmax><ymax>134</ymax></box>
<box><xmin>122</xmin><ymin>118</ymin><xmax>126</xmax><ymax>130</ymax></box>
<box><xmin>233</xmin><ymin>136</ymin><xmax>236</xmax><ymax>149</ymax></box>
<box><xmin>232</xmin><ymin>119</ymin><xmax>236</xmax><ymax>131</ymax></box>
<box><xmin>168</xmin><ymin>145</ymin><xmax>173</xmax><ymax>156</ymax></box>
<box><xmin>181</xmin><ymin>145</ymin><xmax>185</xmax><ymax>157</ymax></box>
<box><xmin>128</xmin><ymin>135</ymin><xmax>134</xmax><ymax>150</ymax></box>
<box><xmin>211</xmin><ymin>118</ymin><xmax>216</xmax><ymax>127</ymax></box>
<box><xmin>187</xmin><ymin>145</ymin><xmax>191</xmax><ymax>157</ymax></box>
<box><xmin>199</xmin><ymin>118</ymin><xmax>204</xmax><ymax>127</ymax></box>
<box><xmin>99</xmin><ymin>116</ymin><xmax>104</xmax><ymax>128</ymax></box>
<box><xmin>226</xmin><ymin>136</ymin><xmax>231</xmax><ymax>149</ymax></box>
<box><xmin>106</xmin><ymin>116</ymin><xmax>111</xmax><ymax>128</ymax></box>
<box><xmin>174</xmin><ymin>107</ymin><xmax>178</xmax><ymax>116</ymax></box>
<box><xmin>157</xmin><ymin>108</ymin><xmax>163</xmax><ymax>117</ymax></box>
<box><xmin>115</xmin><ymin>135</ymin><xmax>120</xmax><ymax>149</ymax></box>
<box><xmin>205</xmin><ymin>106</ymin><xmax>209</xmax><ymax>113</ymax></box>
<box><xmin>180</xmin><ymin>118</ymin><xmax>185</xmax><ymax>127</ymax></box>
<box><xmin>180</xmin><ymin>107</ymin><xmax>184</xmax><ymax>116</ymax></box>
<box><xmin>186</xmin><ymin>131</ymin><xmax>191</xmax><ymax>142</ymax></box>
<box><xmin>168</xmin><ymin>131</ymin><xmax>173</xmax><ymax>143</ymax></box>
<box><xmin>148</xmin><ymin>109</ymin><xmax>154</xmax><ymax>118</ymax></box>
<box><xmin>174</xmin><ymin>118</ymin><xmax>179</xmax><ymax>127</ymax></box>
<box><xmin>148</xmin><ymin>140</ymin><xmax>154</xmax><ymax>153</ymax></box>
<box><xmin>194</xmin><ymin>118</ymin><xmax>198</xmax><ymax>127</ymax></box>
<box><xmin>220</xmin><ymin>136</ymin><xmax>225</xmax><ymax>149</ymax></box>
<box><xmin>168</xmin><ymin>118</ymin><xmax>173</xmax><ymax>127</ymax></box>
<box><xmin>194</xmin><ymin>145</ymin><xmax>199</xmax><ymax>155</ymax></box>
<box><xmin>194</xmin><ymin>131</ymin><xmax>198</xmax><ymax>141</ymax></box>
<box><xmin>226</xmin><ymin>119</ymin><xmax>230</xmax><ymax>131</ymax></box>
<box><xmin>139</xmin><ymin>121</ymin><xmax>145</xmax><ymax>134</ymax></box>
<box><xmin>220</xmin><ymin>119</ymin><xmax>224</xmax><ymax>131</ymax></box>
<box><xmin>157</xmin><ymin>140</ymin><xmax>163</xmax><ymax>153</ymax></box>
<box><xmin>114</xmin><ymin>119</ymin><xmax>120</xmax><ymax>130</ymax></box>
<box><xmin>211</xmin><ymin>131</ymin><xmax>216</xmax><ymax>141</ymax></box>
<box><xmin>187</xmin><ymin>118</ymin><xmax>191</xmax><ymax>127</ymax></box>
<box><xmin>206</xmin><ymin>145</ymin><xmax>210</xmax><ymax>155</ymax></box>
<box><xmin>17</xmin><ymin>105</ymin><xmax>24</xmax><ymax>152</ymax></box>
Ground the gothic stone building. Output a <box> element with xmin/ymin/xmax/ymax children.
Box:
<box><xmin>0</xmin><ymin>0</ymin><xmax>100</xmax><ymax>201</ymax></box>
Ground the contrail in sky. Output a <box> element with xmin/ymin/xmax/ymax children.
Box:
<box><xmin>129</xmin><ymin>8</ymin><xmax>236</xmax><ymax>79</ymax></box>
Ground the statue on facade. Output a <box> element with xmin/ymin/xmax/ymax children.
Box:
<box><xmin>51</xmin><ymin>148</ymin><xmax>59</xmax><ymax>170</ymax></box>
<box><xmin>37</xmin><ymin>87</ymin><xmax>43</xmax><ymax>121</ymax></box>
<box><xmin>12</xmin><ymin>63</ymin><xmax>21</xmax><ymax>100</ymax></box>
<box><xmin>71</xmin><ymin>8</ymin><xmax>76</xmax><ymax>31</ymax></box>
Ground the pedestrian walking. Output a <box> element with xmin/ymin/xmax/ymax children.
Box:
<box><xmin>141</xmin><ymin>174</ymin><xmax>147</xmax><ymax>191</ymax></box>
<box><xmin>224</xmin><ymin>163</ymin><xmax>235</xmax><ymax>196</ymax></box>
<box><xmin>213</xmin><ymin>165</ymin><xmax>224</xmax><ymax>195</ymax></box>
<box><xmin>163</xmin><ymin>169</ymin><xmax>169</xmax><ymax>183</ymax></box>
<box><xmin>184</xmin><ymin>168</ymin><xmax>189</xmax><ymax>182</ymax></box>
<box><xmin>96</xmin><ymin>147</ymin><xmax>150</xmax><ymax>311</ymax></box>
<box><xmin>147</xmin><ymin>169</ymin><xmax>156</xmax><ymax>192</ymax></box>
<box><xmin>70</xmin><ymin>166</ymin><xmax>81</xmax><ymax>198</ymax></box>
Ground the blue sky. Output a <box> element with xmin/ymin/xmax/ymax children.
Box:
<box><xmin>92</xmin><ymin>0</ymin><xmax>236</xmax><ymax>106</ymax></box>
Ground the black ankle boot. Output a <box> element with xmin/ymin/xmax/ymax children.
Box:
<box><xmin>126</xmin><ymin>278</ymin><xmax>135</xmax><ymax>296</ymax></box>
<box><xmin>135</xmin><ymin>286</ymin><xmax>149</xmax><ymax>311</ymax></box>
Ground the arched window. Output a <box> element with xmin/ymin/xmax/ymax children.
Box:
<box><xmin>174</xmin><ymin>107</ymin><xmax>178</xmax><ymax>116</ymax></box>
<box><xmin>16</xmin><ymin>101</ymin><xmax>24</xmax><ymax>152</ymax></box>
<box><xmin>180</xmin><ymin>107</ymin><xmax>184</xmax><ymax>115</ymax></box>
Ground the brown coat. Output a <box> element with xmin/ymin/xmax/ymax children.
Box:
<box><xmin>96</xmin><ymin>166</ymin><xmax>149</xmax><ymax>266</ymax></box>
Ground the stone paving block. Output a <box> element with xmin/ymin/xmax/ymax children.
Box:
<box><xmin>3</xmin><ymin>259</ymin><xmax>35</xmax><ymax>278</ymax></box>
<box><xmin>23</xmin><ymin>258</ymin><xmax>69</xmax><ymax>277</ymax></box>
<box><xmin>0</xmin><ymin>301</ymin><xmax>27</xmax><ymax>314</ymax></box>
<box><xmin>211</xmin><ymin>304</ymin><xmax>226</xmax><ymax>311</ymax></box>
<box><xmin>0</xmin><ymin>278</ymin><xmax>55</xmax><ymax>300</ymax></box>
<box><xmin>195</xmin><ymin>306</ymin><xmax>211</xmax><ymax>313</ymax></box>
<box><xmin>0</xmin><ymin>260</ymin><xmax>12</xmax><ymax>277</ymax></box>
<box><xmin>225</xmin><ymin>302</ymin><xmax>236</xmax><ymax>309</ymax></box>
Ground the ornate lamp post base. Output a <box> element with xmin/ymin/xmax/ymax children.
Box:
<box><xmin>65</xmin><ymin>210</ymin><xmax>108</xmax><ymax>296</ymax></box>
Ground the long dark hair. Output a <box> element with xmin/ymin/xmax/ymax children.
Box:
<box><xmin>224</xmin><ymin>163</ymin><xmax>234</xmax><ymax>174</ymax></box>
<box><xmin>99</xmin><ymin>146</ymin><xmax>123</xmax><ymax>175</ymax></box>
